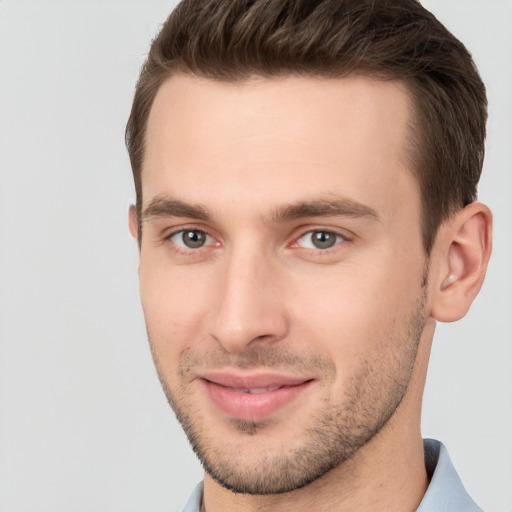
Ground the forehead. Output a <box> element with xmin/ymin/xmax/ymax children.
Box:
<box><xmin>142</xmin><ymin>74</ymin><xmax>417</xmax><ymax>220</ymax></box>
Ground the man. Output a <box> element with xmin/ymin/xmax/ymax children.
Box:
<box><xmin>126</xmin><ymin>1</ymin><xmax>492</xmax><ymax>510</ymax></box>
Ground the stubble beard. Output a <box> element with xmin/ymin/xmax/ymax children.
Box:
<box><xmin>148</xmin><ymin>288</ymin><xmax>427</xmax><ymax>496</ymax></box>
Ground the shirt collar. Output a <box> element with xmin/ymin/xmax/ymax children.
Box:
<box><xmin>417</xmin><ymin>438</ymin><xmax>483</xmax><ymax>511</ymax></box>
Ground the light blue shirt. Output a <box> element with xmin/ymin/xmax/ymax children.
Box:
<box><xmin>181</xmin><ymin>439</ymin><xmax>483</xmax><ymax>511</ymax></box>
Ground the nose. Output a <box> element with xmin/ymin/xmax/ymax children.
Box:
<box><xmin>208</xmin><ymin>247</ymin><xmax>289</xmax><ymax>352</ymax></box>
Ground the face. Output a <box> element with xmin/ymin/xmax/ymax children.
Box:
<box><xmin>134</xmin><ymin>75</ymin><xmax>430</xmax><ymax>494</ymax></box>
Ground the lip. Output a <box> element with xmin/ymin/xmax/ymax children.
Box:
<box><xmin>200</xmin><ymin>371</ymin><xmax>314</xmax><ymax>422</ymax></box>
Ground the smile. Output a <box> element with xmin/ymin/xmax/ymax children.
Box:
<box><xmin>200</xmin><ymin>372</ymin><xmax>314</xmax><ymax>422</ymax></box>
<box><xmin>232</xmin><ymin>386</ymin><xmax>281</xmax><ymax>393</ymax></box>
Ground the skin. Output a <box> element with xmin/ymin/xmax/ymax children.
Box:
<box><xmin>129</xmin><ymin>75</ymin><xmax>492</xmax><ymax>511</ymax></box>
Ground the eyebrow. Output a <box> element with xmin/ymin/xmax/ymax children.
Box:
<box><xmin>142</xmin><ymin>195</ymin><xmax>379</xmax><ymax>224</ymax></box>
<box><xmin>268</xmin><ymin>197</ymin><xmax>380</xmax><ymax>223</ymax></box>
<box><xmin>143</xmin><ymin>196</ymin><xmax>210</xmax><ymax>221</ymax></box>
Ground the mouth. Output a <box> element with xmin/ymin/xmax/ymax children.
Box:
<box><xmin>200</xmin><ymin>371</ymin><xmax>315</xmax><ymax>422</ymax></box>
<box><xmin>229</xmin><ymin>386</ymin><xmax>282</xmax><ymax>394</ymax></box>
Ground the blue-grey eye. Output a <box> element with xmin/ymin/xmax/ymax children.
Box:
<box><xmin>170</xmin><ymin>230</ymin><xmax>212</xmax><ymax>249</ymax></box>
<box><xmin>297</xmin><ymin>230</ymin><xmax>343</xmax><ymax>250</ymax></box>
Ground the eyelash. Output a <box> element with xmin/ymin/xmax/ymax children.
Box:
<box><xmin>293</xmin><ymin>229</ymin><xmax>347</xmax><ymax>252</ymax></box>
<box><xmin>164</xmin><ymin>227</ymin><xmax>349</xmax><ymax>255</ymax></box>
<box><xmin>166</xmin><ymin>228</ymin><xmax>216</xmax><ymax>254</ymax></box>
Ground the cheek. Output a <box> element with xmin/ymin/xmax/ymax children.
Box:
<box><xmin>288</xmin><ymin>259</ymin><xmax>423</xmax><ymax>363</ymax></box>
<box><xmin>139</xmin><ymin>260</ymin><xmax>214</xmax><ymax>358</ymax></box>
<box><xmin>291</xmin><ymin>283</ymin><xmax>383</xmax><ymax>371</ymax></box>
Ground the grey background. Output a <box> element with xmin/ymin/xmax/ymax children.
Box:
<box><xmin>0</xmin><ymin>1</ymin><xmax>510</xmax><ymax>510</ymax></box>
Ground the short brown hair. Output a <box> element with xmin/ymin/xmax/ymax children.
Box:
<box><xmin>126</xmin><ymin>0</ymin><xmax>487</xmax><ymax>252</ymax></box>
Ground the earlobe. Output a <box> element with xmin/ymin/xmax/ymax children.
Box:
<box><xmin>128</xmin><ymin>205</ymin><xmax>139</xmax><ymax>241</ymax></box>
<box><xmin>430</xmin><ymin>202</ymin><xmax>492</xmax><ymax>322</ymax></box>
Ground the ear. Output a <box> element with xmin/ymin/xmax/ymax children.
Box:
<box><xmin>128</xmin><ymin>205</ymin><xmax>139</xmax><ymax>241</ymax></box>
<box><xmin>430</xmin><ymin>202</ymin><xmax>492</xmax><ymax>322</ymax></box>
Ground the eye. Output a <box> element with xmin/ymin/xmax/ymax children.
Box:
<box><xmin>296</xmin><ymin>230</ymin><xmax>344</xmax><ymax>250</ymax></box>
<box><xmin>169</xmin><ymin>229</ymin><xmax>214</xmax><ymax>249</ymax></box>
